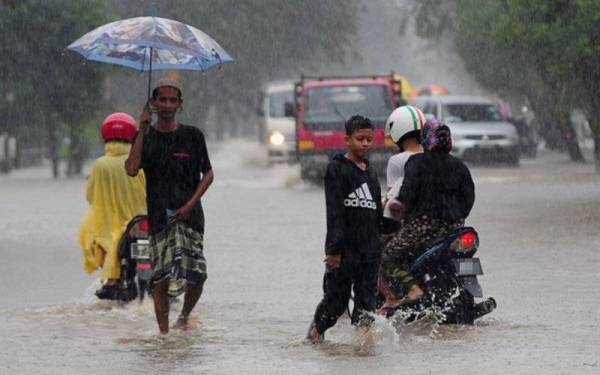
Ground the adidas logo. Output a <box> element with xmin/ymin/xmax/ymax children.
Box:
<box><xmin>344</xmin><ymin>183</ymin><xmax>377</xmax><ymax>210</ymax></box>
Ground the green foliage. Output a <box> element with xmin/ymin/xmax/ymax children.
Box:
<box><xmin>106</xmin><ymin>0</ymin><xmax>361</xmax><ymax>138</ymax></box>
<box><xmin>1</xmin><ymin>1</ymin><xmax>360</xmax><ymax>173</ymax></box>
<box><xmin>0</xmin><ymin>0</ymin><xmax>112</xmax><ymax>175</ymax></box>
<box><xmin>413</xmin><ymin>0</ymin><xmax>600</xmax><ymax>164</ymax></box>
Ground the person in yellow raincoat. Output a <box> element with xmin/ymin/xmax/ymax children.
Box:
<box><xmin>79</xmin><ymin>112</ymin><xmax>147</xmax><ymax>299</ymax></box>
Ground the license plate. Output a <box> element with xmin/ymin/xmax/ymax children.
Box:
<box><xmin>131</xmin><ymin>240</ymin><xmax>150</xmax><ymax>260</ymax></box>
<box><xmin>453</xmin><ymin>258</ymin><xmax>483</xmax><ymax>275</ymax></box>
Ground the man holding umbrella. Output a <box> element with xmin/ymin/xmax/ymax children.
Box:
<box><xmin>126</xmin><ymin>77</ymin><xmax>214</xmax><ymax>333</ymax></box>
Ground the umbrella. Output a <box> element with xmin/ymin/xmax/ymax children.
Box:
<box><xmin>66</xmin><ymin>16</ymin><xmax>234</xmax><ymax>99</ymax></box>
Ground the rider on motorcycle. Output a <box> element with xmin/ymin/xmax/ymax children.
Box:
<box><xmin>382</xmin><ymin>105</ymin><xmax>425</xmax><ymax>225</ymax></box>
<box><xmin>378</xmin><ymin>118</ymin><xmax>475</xmax><ymax>314</ymax></box>
<box><xmin>78</xmin><ymin>113</ymin><xmax>147</xmax><ymax>299</ymax></box>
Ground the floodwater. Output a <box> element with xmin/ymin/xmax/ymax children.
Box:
<box><xmin>1</xmin><ymin>141</ymin><xmax>599</xmax><ymax>374</ymax></box>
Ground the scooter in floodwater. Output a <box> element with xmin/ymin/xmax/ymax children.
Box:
<box><xmin>384</xmin><ymin>227</ymin><xmax>496</xmax><ymax>324</ymax></box>
<box><xmin>97</xmin><ymin>215</ymin><xmax>152</xmax><ymax>302</ymax></box>
<box><xmin>108</xmin><ymin>215</ymin><xmax>185</xmax><ymax>302</ymax></box>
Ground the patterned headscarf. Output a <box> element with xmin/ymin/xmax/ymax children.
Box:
<box><xmin>421</xmin><ymin>118</ymin><xmax>452</xmax><ymax>153</ymax></box>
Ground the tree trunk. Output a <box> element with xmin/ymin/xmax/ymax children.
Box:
<box><xmin>559</xmin><ymin>113</ymin><xmax>585</xmax><ymax>163</ymax></box>
<box><xmin>589</xmin><ymin>111</ymin><xmax>600</xmax><ymax>174</ymax></box>
<box><xmin>14</xmin><ymin>137</ymin><xmax>21</xmax><ymax>169</ymax></box>
<box><xmin>554</xmin><ymin>106</ymin><xmax>585</xmax><ymax>162</ymax></box>
<box><xmin>594</xmin><ymin>131</ymin><xmax>600</xmax><ymax>174</ymax></box>
<box><xmin>48</xmin><ymin>128</ymin><xmax>60</xmax><ymax>179</ymax></box>
<box><xmin>563</xmin><ymin>127</ymin><xmax>585</xmax><ymax>162</ymax></box>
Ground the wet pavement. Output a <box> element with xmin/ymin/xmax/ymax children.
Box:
<box><xmin>1</xmin><ymin>141</ymin><xmax>599</xmax><ymax>374</ymax></box>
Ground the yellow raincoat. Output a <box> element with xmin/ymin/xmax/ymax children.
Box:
<box><xmin>78</xmin><ymin>141</ymin><xmax>147</xmax><ymax>280</ymax></box>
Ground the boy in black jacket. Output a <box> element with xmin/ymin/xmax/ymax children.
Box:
<box><xmin>307</xmin><ymin>115</ymin><xmax>383</xmax><ymax>343</ymax></box>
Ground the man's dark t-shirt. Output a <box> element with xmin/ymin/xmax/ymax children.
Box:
<box><xmin>141</xmin><ymin>124</ymin><xmax>212</xmax><ymax>235</ymax></box>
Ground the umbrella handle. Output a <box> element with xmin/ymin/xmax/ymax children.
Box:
<box><xmin>144</xmin><ymin>99</ymin><xmax>158</xmax><ymax>113</ymax></box>
<box><xmin>142</xmin><ymin>100</ymin><xmax>157</xmax><ymax>128</ymax></box>
<box><xmin>146</xmin><ymin>47</ymin><xmax>154</xmax><ymax>101</ymax></box>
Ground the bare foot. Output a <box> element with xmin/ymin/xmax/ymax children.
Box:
<box><xmin>306</xmin><ymin>324</ymin><xmax>323</xmax><ymax>344</ymax></box>
<box><xmin>406</xmin><ymin>284</ymin><xmax>424</xmax><ymax>300</ymax></box>
<box><xmin>104</xmin><ymin>279</ymin><xmax>118</xmax><ymax>286</ymax></box>
<box><xmin>172</xmin><ymin>315</ymin><xmax>189</xmax><ymax>330</ymax></box>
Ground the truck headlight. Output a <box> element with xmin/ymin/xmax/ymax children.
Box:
<box><xmin>269</xmin><ymin>131</ymin><xmax>285</xmax><ymax>146</ymax></box>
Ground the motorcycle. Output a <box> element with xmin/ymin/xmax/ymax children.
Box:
<box><xmin>386</xmin><ymin>227</ymin><xmax>496</xmax><ymax>324</ymax></box>
<box><xmin>105</xmin><ymin>215</ymin><xmax>185</xmax><ymax>302</ymax></box>
<box><xmin>97</xmin><ymin>215</ymin><xmax>152</xmax><ymax>302</ymax></box>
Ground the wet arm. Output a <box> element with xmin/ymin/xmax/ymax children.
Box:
<box><xmin>125</xmin><ymin>129</ymin><xmax>144</xmax><ymax>177</ymax></box>
<box><xmin>186</xmin><ymin>169</ymin><xmax>214</xmax><ymax>208</ymax></box>
<box><xmin>125</xmin><ymin>109</ymin><xmax>150</xmax><ymax>177</ymax></box>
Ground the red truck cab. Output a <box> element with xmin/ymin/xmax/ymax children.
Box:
<box><xmin>291</xmin><ymin>75</ymin><xmax>403</xmax><ymax>181</ymax></box>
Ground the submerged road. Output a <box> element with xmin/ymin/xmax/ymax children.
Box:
<box><xmin>1</xmin><ymin>141</ymin><xmax>598</xmax><ymax>374</ymax></box>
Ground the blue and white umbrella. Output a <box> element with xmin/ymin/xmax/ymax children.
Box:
<box><xmin>66</xmin><ymin>16</ymin><xmax>234</xmax><ymax>97</ymax></box>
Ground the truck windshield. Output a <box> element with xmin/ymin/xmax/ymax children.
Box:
<box><xmin>304</xmin><ymin>85</ymin><xmax>390</xmax><ymax>129</ymax></box>
<box><xmin>269</xmin><ymin>90</ymin><xmax>294</xmax><ymax>118</ymax></box>
<box><xmin>443</xmin><ymin>103</ymin><xmax>502</xmax><ymax>122</ymax></box>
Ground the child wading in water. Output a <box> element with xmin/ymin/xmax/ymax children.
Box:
<box><xmin>307</xmin><ymin>115</ymin><xmax>383</xmax><ymax>343</ymax></box>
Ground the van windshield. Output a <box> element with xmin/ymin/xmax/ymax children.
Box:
<box><xmin>304</xmin><ymin>85</ymin><xmax>391</xmax><ymax>129</ymax></box>
<box><xmin>443</xmin><ymin>103</ymin><xmax>502</xmax><ymax>122</ymax></box>
<box><xmin>269</xmin><ymin>90</ymin><xmax>294</xmax><ymax>118</ymax></box>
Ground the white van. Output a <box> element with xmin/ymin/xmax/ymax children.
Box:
<box><xmin>257</xmin><ymin>81</ymin><xmax>296</xmax><ymax>164</ymax></box>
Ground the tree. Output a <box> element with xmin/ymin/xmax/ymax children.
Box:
<box><xmin>411</xmin><ymin>0</ymin><xmax>600</xmax><ymax>163</ymax></box>
<box><xmin>1</xmin><ymin>0</ymin><xmax>110</xmax><ymax>177</ymax></box>
<box><xmin>107</xmin><ymin>0</ymin><xmax>361</xmax><ymax>140</ymax></box>
<box><xmin>1</xmin><ymin>1</ymin><xmax>360</xmax><ymax>175</ymax></box>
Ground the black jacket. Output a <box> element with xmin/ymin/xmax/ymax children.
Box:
<box><xmin>398</xmin><ymin>151</ymin><xmax>475</xmax><ymax>221</ymax></box>
<box><xmin>324</xmin><ymin>154</ymin><xmax>383</xmax><ymax>262</ymax></box>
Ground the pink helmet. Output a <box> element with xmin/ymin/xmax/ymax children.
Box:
<box><xmin>101</xmin><ymin>112</ymin><xmax>137</xmax><ymax>142</ymax></box>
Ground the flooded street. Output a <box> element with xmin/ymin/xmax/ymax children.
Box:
<box><xmin>1</xmin><ymin>141</ymin><xmax>599</xmax><ymax>374</ymax></box>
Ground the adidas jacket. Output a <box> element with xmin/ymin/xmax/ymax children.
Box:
<box><xmin>324</xmin><ymin>154</ymin><xmax>383</xmax><ymax>262</ymax></box>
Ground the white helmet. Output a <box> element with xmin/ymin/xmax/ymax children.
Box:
<box><xmin>385</xmin><ymin>105</ymin><xmax>426</xmax><ymax>150</ymax></box>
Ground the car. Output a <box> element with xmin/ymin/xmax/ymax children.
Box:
<box><xmin>256</xmin><ymin>81</ymin><xmax>296</xmax><ymax>165</ymax></box>
<box><xmin>410</xmin><ymin>95</ymin><xmax>520</xmax><ymax>164</ymax></box>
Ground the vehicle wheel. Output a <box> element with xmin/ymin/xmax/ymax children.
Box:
<box><xmin>506</xmin><ymin>152</ymin><xmax>520</xmax><ymax>167</ymax></box>
<box><xmin>525</xmin><ymin>145</ymin><xmax>537</xmax><ymax>158</ymax></box>
<box><xmin>300</xmin><ymin>167</ymin><xmax>310</xmax><ymax>181</ymax></box>
<box><xmin>300</xmin><ymin>166</ymin><xmax>321</xmax><ymax>184</ymax></box>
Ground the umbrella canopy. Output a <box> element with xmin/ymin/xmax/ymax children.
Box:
<box><xmin>67</xmin><ymin>16</ymin><xmax>234</xmax><ymax>72</ymax></box>
<box><xmin>66</xmin><ymin>16</ymin><xmax>234</xmax><ymax>99</ymax></box>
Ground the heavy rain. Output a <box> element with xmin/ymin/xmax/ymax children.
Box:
<box><xmin>1</xmin><ymin>1</ymin><xmax>599</xmax><ymax>374</ymax></box>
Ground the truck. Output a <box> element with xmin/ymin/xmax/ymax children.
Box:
<box><xmin>257</xmin><ymin>81</ymin><xmax>296</xmax><ymax>165</ymax></box>
<box><xmin>287</xmin><ymin>74</ymin><xmax>405</xmax><ymax>181</ymax></box>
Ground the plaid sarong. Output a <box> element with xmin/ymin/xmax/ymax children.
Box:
<box><xmin>149</xmin><ymin>221</ymin><xmax>207</xmax><ymax>286</ymax></box>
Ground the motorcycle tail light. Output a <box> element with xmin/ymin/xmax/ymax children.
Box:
<box><xmin>129</xmin><ymin>218</ymin><xmax>149</xmax><ymax>238</ymax></box>
<box><xmin>451</xmin><ymin>231</ymin><xmax>479</xmax><ymax>253</ymax></box>
<box><xmin>461</xmin><ymin>232</ymin><xmax>476</xmax><ymax>248</ymax></box>
<box><xmin>139</xmin><ymin>219</ymin><xmax>149</xmax><ymax>232</ymax></box>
